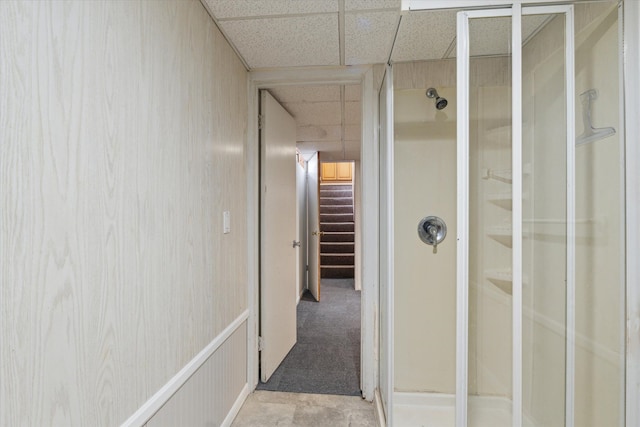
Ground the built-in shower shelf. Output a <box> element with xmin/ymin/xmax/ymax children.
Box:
<box><xmin>481</xmin><ymin>164</ymin><xmax>531</xmax><ymax>184</ymax></box>
<box><xmin>485</xmin><ymin>269</ymin><xmax>528</xmax><ymax>295</ymax></box>
<box><xmin>486</xmin><ymin>192</ymin><xmax>512</xmax><ymax>210</ymax></box>
<box><xmin>486</xmin><ymin>225</ymin><xmax>529</xmax><ymax>247</ymax></box>
<box><xmin>483</xmin><ymin>125</ymin><xmax>512</xmax><ymax>145</ymax></box>
<box><xmin>486</xmin><ymin>191</ymin><xmax>528</xmax><ymax>210</ymax></box>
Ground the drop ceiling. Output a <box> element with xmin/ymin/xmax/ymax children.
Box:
<box><xmin>201</xmin><ymin>0</ymin><xmax>551</xmax><ymax>160</ymax></box>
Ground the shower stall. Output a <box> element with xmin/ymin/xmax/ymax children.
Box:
<box><xmin>379</xmin><ymin>1</ymin><xmax>626</xmax><ymax>426</ymax></box>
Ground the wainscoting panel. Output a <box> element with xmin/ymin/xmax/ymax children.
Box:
<box><xmin>145</xmin><ymin>322</ymin><xmax>248</xmax><ymax>427</ymax></box>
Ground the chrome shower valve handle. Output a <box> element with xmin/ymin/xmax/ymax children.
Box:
<box><xmin>418</xmin><ymin>216</ymin><xmax>447</xmax><ymax>254</ymax></box>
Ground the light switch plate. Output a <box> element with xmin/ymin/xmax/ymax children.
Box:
<box><xmin>223</xmin><ymin>211</ymin><xmax>231</xmax><ymax>234</ymax></box>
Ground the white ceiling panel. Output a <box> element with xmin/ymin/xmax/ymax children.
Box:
<box><xmin>269</xmin><ymin>86</ymin><xmax>341</xmax><ymax>103</ymax></box>
<box><xmin>345</xmin><ymin>101</ymin><xmax>362</xmax><ymax>125</ymax></box>
<box><xmin>345</xmin><ymin>11</ymin><xmax>399</xmax><ymax>65</ymax></box>
<box><xmin>297</xmin><ymin>125</ymin><xmax>342</xmax><ymax>142</ymax></box>
<box><xmin>219</xmin><ymin>15</ymin><xmax>340</xmax><ymax>68</ymax></box>
<box><xmin>297</xmin><ymin>140</ymin><xmax>343</xmax><ymax>153</ymax></box>
<box><xmin>345</xmin><ymin>124</ymin><xmax>362</xmax><ymax>140</ymax></box>
<box><xmin>344</xmin><ymin>140</ymin><xmax>361</xmax><ymax>151</ymax></box>
<box><xmin>204</xmin><ymin>0</ymin><xmax>338</xmax><ymax>19</ymax></box>
<box><xmin>345</xmin><ymin>0</ymin><xmax>400</xmax><ymax>11</ymax></box>
<box><xmin>391</xmin><ymin>10</ymin><xmax>457</xmax><ymax>62</ymax></box>
<box><xmin>283</xmin><ymin>102</ymin><xmax>342</xmax><ymax>126</ymax></box>
<box><xmin>345</xmin><ymin>84</ymin><xmax>362</xmax><ymax>101</ymax></box>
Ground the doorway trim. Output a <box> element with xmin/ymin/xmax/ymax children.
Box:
<box><xmin>246</xmin><ymin>65</ymin><xmax>379</xmax><ymax>401</ymax></box>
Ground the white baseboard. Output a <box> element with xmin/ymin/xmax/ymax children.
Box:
<box><xmin>221</xmin><ymin>383</ymin><xmax>250</xmax><ymax>427</ymax></box>
<box><xmin>121</xmin><ymin>310</ymin><xmax>249</xmax><ymax>426</ymax></box>
<box><xmin>373</xmin><ymin>388</ymin><xmax>387</xmax><ymax>427</ymax></box>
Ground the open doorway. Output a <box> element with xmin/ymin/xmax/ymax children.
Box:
<box><xmin>256</xmin><ymin>86</ymin><xmax>363</xmax><ymax>396</ymax></box>
<box><xmin>247</xmin><ymin>66</ymin><xmax>378</xmax><ymax>402</ymax></box>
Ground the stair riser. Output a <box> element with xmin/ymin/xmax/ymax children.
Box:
<box><xmin>321</xmin><ymin>213</ymin><xmax>354</xmax><ymax>223</ymax></box>
<box><xmin>321</xmin><ymin>255</ymin><xmax>355</xmax><ymax>265</ymax></box>
<box><xmin>321</xmin><ymin>243</ymin><xmax>355</xmax><ymax>253</ymax></box>
<box><xmin>319</xmin><ymin>197</ymin><xmax>352</xmax><ymax>206</ymax></box>
<box><xmin>321</xmin><ymin>205</ymin><xmax>353</xmax><ymax>214</ymax></box>
<box><xmin>321</xmin><ymin>267</ymin><xmax>355</xmax><ymax>279</ymax></box>
<box><xmin>321</xmin><ymin>233</ymin><xmax>354</xmax><ymax>243</ymax></box>
<box><xmin>320</xmin><ymin>190</ymin><xmax>352</xmax><ymax>198</ymax></box>
<box><xmin>321</xmin><ymin>222</ymin><xmax>354</xmax><ymax>232</ymax></box>
<box><xmin>321</xmin><ymin>184</ymin><xmax>352</xmax><ymax>190</ymax></box>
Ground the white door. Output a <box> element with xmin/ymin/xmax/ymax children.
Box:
<box><xmin>260</xmin><ymin>90</ymin><xmax>297</xmax><ymax>382</ymax></box>
<box><xmin>307</xmin><ymin>152</ymin><xmax>321</xmax><ymax>301</ymax></box>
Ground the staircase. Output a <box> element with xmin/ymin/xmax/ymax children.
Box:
<box><xmin>319</xmin><ymin>183</ymin><xmax>355</xmax><ymax>278</ymax></box>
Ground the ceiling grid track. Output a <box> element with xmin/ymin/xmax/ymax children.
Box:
<box><xmin>339</xmin><ymin>0</ymin><xmax>346</xmax><ymax>66</ymax></box>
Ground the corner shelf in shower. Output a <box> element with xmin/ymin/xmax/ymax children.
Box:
<box><xmin>485</xmin><ymin>191</ymin><xmax>529</xmax><ymax>210</ymax></box>
<box><xmin>481</xmin><ymin>163</ymin><xmax>531</xmax><ymax>184</ymax></box>
<box><xmin>486</xmin><ymin>225</ymin><xmax>529</xmax><ymax>248</ymax></box>
<box><xmin>484</xmin><ymin>269</ymin><xmax>529</xmax><ymax>295</ymax></box>
<box><xmin>482</xmin><ymin>125</ymin><xmax>512</xmax><ymax>145</ymax></box>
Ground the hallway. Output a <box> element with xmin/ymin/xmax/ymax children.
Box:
<box><xmin>257</xmin><ymin>279</ymin><xmax>361</xmax><ymax>396</ymax></box>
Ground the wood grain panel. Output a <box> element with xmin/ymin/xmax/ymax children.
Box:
<box><xmin>144</xmin><ymin>323</ymin><xmax>247</xmax><ymax>427</ymax></box>
<box><xmin>0</xmin><ymin>0</ymin><xmax>248</xmax><ymax>424</ymax></box>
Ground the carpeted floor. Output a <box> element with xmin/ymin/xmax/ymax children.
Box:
<box><xmin>256</xmin><ymin>278</ymin><xmax>361</xmax><ymax>396</ymax></box>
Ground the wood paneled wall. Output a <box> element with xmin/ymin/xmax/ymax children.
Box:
<box><xmin>0</xmin><ymin>0</ymin><xmax>248</xmax><ymax>424</ymax></box>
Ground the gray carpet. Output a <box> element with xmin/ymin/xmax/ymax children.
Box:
<box><xmin>257</xmin><ymin>278</ymin><xmax>361</xmax><ymax>396</ymax></box>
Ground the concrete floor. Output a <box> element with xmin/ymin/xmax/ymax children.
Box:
<box><xmin>231</xmin><ymin>391</ymin><xmax>378</xmax><ymax>427</ymax></box>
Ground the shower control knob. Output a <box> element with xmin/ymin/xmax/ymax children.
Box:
<box><xmin>417</xmin><ymin>216</ymin><xmax>447</xmax><ymax>253</ymax></box>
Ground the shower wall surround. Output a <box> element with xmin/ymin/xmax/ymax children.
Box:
<box><xmin>392</xmin><ymin>2</ymin><xmax>623</xmax><ymax>426</ymax></box>
<box><xmin>393</xmin><ymin>56</ymin><xmax>512</xmax><ymax>395</ymax></box>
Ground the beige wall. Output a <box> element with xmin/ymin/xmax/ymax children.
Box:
<box><xmin>0</xmin><ymin>1</ymin><xmax>248</xmax><ymax>425</ymax></box>
<box><xmin>393</xmin><ymin>85</ymin><xmax>458</xmax><ymax>393</ymax></box>
<box><xmin>393</xmin><ymin>58</ymin><xmax>511</xmax><ymax>394</ymax></box>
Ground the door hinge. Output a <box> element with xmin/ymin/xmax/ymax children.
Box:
<box><xmin>258</xmin><ymin>336</ymin><xmax>264</xmax><ymax>352</ymax></box>
<box><xmin>258</xmin><ymin>114</ymin><xmax>264</xmax><ymax>130</ymax></box>
<box><xmin>306</xmin><ymin>264</ymin><xmax>309</xmax><ymax>271</ymax></box>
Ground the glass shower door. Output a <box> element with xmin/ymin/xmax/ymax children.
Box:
<box><xmin>458</xmin><ymin>3</ymin><xmax>624</xmax><ymax>426</ymax></box>
<box><xmin>465</xmin><ymin>11</ymin><xmax>515</xmax><ymax>427</ymax></box>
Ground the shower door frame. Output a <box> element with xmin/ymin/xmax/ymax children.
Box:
<box><xmin>456</xmin><ymin>4</ymin><xmax>577</xmax><ymax>427</ymax></box>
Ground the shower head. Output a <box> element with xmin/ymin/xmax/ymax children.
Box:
<box><xmin>426</xmin><ymin>87</ymin><xmax>448</xmax><ymax>110</ymax></box>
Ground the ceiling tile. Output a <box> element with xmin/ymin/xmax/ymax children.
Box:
<box><xmin>345</xmin><ymin>11</ymin><xmax>399</xmax><ymax>65</ymax></box>
<box><xmin>345</xmin><ymin>84</ymin><xmax>362</xmax><ymax>101</ymax></box>
<box><xmin>345</xmin><ymin>101</ymin><xmax>361</xmax><ymax>125</ymax></box>
<box><xmin>204</xmin><ymin>0</ymin><xmax>338</xmax><ymax>19</ymax></box>
<box><xmin>269</xmin><ymin>86</ymin><xmax>341</xmax><ymax>104</ymax></box>
<box><xmin>297</xmin><ymin>125</ymin><xmax>342</xmax><ymax>142</ymax></box>
<box><xmin>219</xmin><ymin>15</ymin><xmax>340</xmax><ymax>68</ymax></box>
<box><xmin>391</xmin><ymin>10</ymin><xmax>457</xmax><ymax>62</ymax></box>
<box><xmin>345</xmin><ymin>0</ymin><xmax>400</xmax><ymax>11</ymax></box>
<box><xmin>345</xmin><ymin>124</ymin><xmax>361</xmax><ymax>140</ymax></box>
<box><xmin>344</xmin><ymin>140</ymin><xmax>361</xmax><ymax>151</ymax></box>
<box><xmin>297</xmin><ymin>141</ymin><xmax>342</xmax><ymax>153</ymax></box>
<box><xmin>283</xmin><ymin>102</ymin><xmax>342</xmax><ymax>126</ymax></box>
